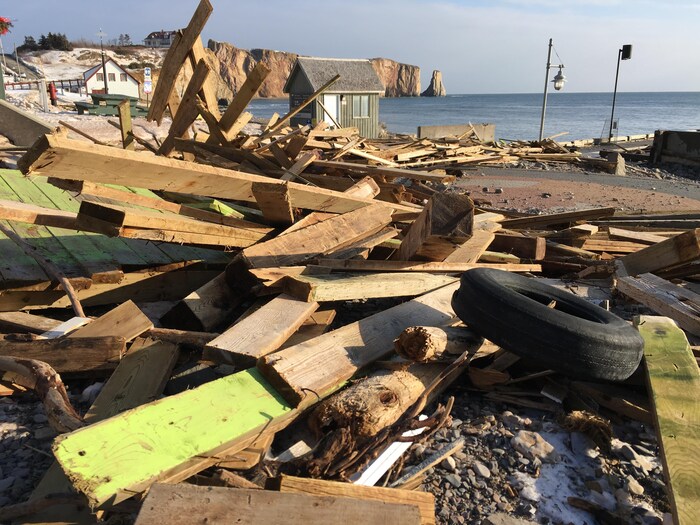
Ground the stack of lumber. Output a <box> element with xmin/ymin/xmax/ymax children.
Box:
<box><xmin>0</xmin><ymin>3</ymin><xmax>699</xmax><ymax>525</ymax></box>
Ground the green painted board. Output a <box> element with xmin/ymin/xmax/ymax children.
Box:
<box><xmin>53</xmin><ymin>368</ymin><xmax>293</xmax><ymax>507</ymax></box>
<box><xmin>637</xmin><ymin>315</ymin><xmax>700</xmax><ymax>525</ymax></box>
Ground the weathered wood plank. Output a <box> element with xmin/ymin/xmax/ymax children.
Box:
<box><xmin>501</xmin><ymin>207</ymin><xmax>616</xmax><ymax>229</ymax></box>
<box><xmin>272</xmin><ymin>475</ymin><xmax>435</xmax><ymax>525</ymax></box>
<box><xmin>313</xmin><ymin>159</ymin><xmax>455</xmax><ymax>183</ymax></box>
<box><xmin>312</xmin><ymin>258</ymin><xmax>541</xmax><ymax>273</ymax></box>
<box><xmin>251</xmin><ymin>182</ymin><xmax>295</xmax><ymax>225</ymax></box>
<box><xmin>133</xmin><ymin>484</ymin><xmax>421</xmax><ymax>525</ymax></box>
<box><xmin>203</xmin><ymin>294</ymin><xmax>319</xmax><ymax>367</ymax></box>
<box><xmin>637</xmin><ymin>316</ymin><xmax>700</xmax><ymax>525</ymax></box>
<box><xmin>117</xmin><ymin>99</ymin><xmax>134</xmax><ymax>151</ymax></box>
<box><xmin>0</xmin><ymin>311</ymin><xmax>61</xmax><ymax>334</ymax></box>
<box><xmin>621</xmin><ymin>229</ymin><xmax>700</xmax><ymax>276</ymax></box>
<box><xmin>68</xmin><ymin>299</ymin><xmax>153</xmax><ymax>341</ymax></box>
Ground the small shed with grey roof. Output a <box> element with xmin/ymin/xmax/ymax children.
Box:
<box><xmin>283</xmin><ymin>57</ymin><xmax>385</xmax><ymax>138</ymax></box>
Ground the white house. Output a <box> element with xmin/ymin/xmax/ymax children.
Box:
<box><xmin>83</xmin><ymin>58</ymin><xmax>140</xmax><ymax>98</ymax></box>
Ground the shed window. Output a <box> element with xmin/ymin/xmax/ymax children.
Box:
<box><xmin>120</xmin><ymin>73</ymin><xmax>127</xmax><ymax>82</ymax></box>
<box><xmin>353</xmin><ymin>95</ymin><xmax>369</xmax><ymax>118</ymax></box>
<box><xmin>108</xmin><ymin>73</ymin><xmax>116</xmax><ymax>82</ymax></box>
<box><xmin>96</xmin><ymin>73</ymin><xmax>104</xmax><ymax>82</ymax></box>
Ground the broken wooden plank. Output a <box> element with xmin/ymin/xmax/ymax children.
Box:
<box><xmin>489</xmin><ymin>233</ymin><xmax>546</xmax><ymax>260</ymax></box>
<box><xmin>620</xmin><ymin>229</ymin><xmax>700</xmax><ymax>276</ymax></box>
<box><xmin>147</xmin><ymin>0</ymin><xmax>213</xmax><ymax>124</ymax></box>
<box><xmin>271</xmin><ymin>474</ymin><xmax>435</xmax><ymax>525</ymax></box>
<box><xmin>443</xmin><ymin>230</ymin><xmax>495</xmax><ymax>263</ymax></box>
<box><xmin>258</xmin><ymin>282</ymin><xmax>458</xmax><ymax>406</ymax></box>
<box><xmin>282</xmin><ymin>272</ymin><xmax>458</xmax><ymax>302</ymax></box>
<box><xmin>618</xmin><ymin>274</ymin><xmax>700</xmax><ymax>337</ymax></box>
<box><xmin>203</xmin><ymin>294</ymin><xmax>319</xmax><ymax>367</ymax></box>
<box><xmin>133</xmin><ymin>484</ymin><xmax>421</xmax><ymax>525</ymax></box>
<box><xmin>117</xmin><ymin>99</ymin><xmax>134</xmax><ymax>151</ymax></box>
<box><xmin>608</xmin><ymin>226</ymin><xmax>668</xmax><ymax>245</ymax></box>
<box><xmin>0</xmin><ymin>336</ymin><xmax>126</xmax><ymax>373</ymax></box>
<box><xmin>53</xmin><ymin>368</ymin><xmax>296</xmax><ymax>507</ymax></box>
<box><xmin>0</xmin><ymin>199</ymin><xmax>79</xmax><ymax>229</ymax></box>
<box><xmin>19</xmin><ymin>135</ymin><xmax>416</xmax><ymax>216</ymax></box>
<box><xmin>636</xmin><ymin>316</ymin><xmax>700</xmax><ymax>525</ymax></box>
<box><xmin>0</xmin><ymin>311</ymin><xmax>61</xmax><ymax>334</ymax></box>
<box><xmin>313</xmin><ymin>159</ymin><xmax>455</xmax><ymax>183</ymax></box>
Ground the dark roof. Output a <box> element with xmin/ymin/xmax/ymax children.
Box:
<box><xmin>284</xmin><ymin>57</ymin><xmax>384</xmax><ymax>94</ymax></box>
<box><xmin>145</xmin><ymin>30</ymin><xmax>176</xmax><ymax>40</ymax></box>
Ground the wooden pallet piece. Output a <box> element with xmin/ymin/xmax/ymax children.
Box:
<box><xmin>617</xmin><ymin>273</ymin><xmax>700</xmax><ymax>337</ymax></box>
<box><xmin>26</xmin><ymin>337</ymin><xmax>179</xmax><ymax>524</ymax></box>
<box><xmin>52</xmin><ymin>368</ymin><xmax>296</xmax><ymax>507</ymax></box>
<box><xmin>19</xmin><ymin>135</ymin><xmax>416</xmax><ymax>217</ymax></box>
<box><xmin>147</xmin><ymin>0</ymin><xmax>213</xmax><ymax>124</ymax></box>
<box><xmin>636</xmin><ymin>316</ymin><xmax>700</xmax><ymax>525</ymax></box>
<box><xmin>258</xmin><ymin>282</ymin><xmax>458</xmax><ymax>406</ymax></box>
<box><xmin>394</xmin><ymin>192</ymin><xmax>473</xmax><ymax>261</ymax></box>
<box><xmin>272</xmin><ymin>475</ymin><xmax>434</xmax><ymax>525</ymax></box>
<box><xmin>203</xmin><ymin>294</ymin><xmax>319</xmax><ymax>367</ymax></box>
<box><xmin>620</xmin><ymin>229</ymin><xmax>700</xmax><ymax>276</ymax></box>
<box><xmin>134</xmin><ymin>484</ymin><xmax>421</xmax><ymax>525</ymax></box>
<box><xmin>282</xmin><ymin>272</ymin><xmax>458</xmax><ymax>302</ymax></box>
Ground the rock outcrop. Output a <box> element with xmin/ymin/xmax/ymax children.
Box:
<box><xmin>421</xmin><ymin>70</ymin><xmax>446</xmax><ymax>97</ymax></box>
<box><xmin>370</xmin><ymin>58</ymin><xmax>421</xmax><ymax>97</ymax></box>
<box><xmin>207</xmin><ymin>40</ymin><xmax>420</xmax><ymax>99</ymax></box>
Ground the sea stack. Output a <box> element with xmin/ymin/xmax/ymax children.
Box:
<box><xmin>421</xmin><ymin>70</ymin><xmax>446</xmax><ymax>97</ymax></box>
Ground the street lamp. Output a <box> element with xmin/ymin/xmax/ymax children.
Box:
<box><xmin>97</xmin><ymin>28</ymin><xmax>109</xmax><ymax>94</ymax></box>
<box><xmin>538</xmin><ymin>38</ymin><xmax>567</xmax><ymax>141</ymax></box>
<box><xmin>608</xmin><ymin>44</ymin><xmax>632</xmax><ymax>142</ymax></box>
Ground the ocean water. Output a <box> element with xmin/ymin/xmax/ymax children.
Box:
<box><xmin>247</xmin><ymin>91</ymin><xmax>700</xmax><ymax>141</ymax></box>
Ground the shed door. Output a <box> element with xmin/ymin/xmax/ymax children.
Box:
<box><xmin>321</xmin><ymin>94</ymin><xmax>339</xmax><ymax>127</ymax></box>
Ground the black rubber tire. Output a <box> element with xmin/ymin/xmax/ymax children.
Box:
<box><xmin>451</xmin><ymin>268</ymin><xmax>644</xmax><ymax>381</ymax></box>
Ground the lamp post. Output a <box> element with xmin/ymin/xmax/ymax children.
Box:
<box><xmin>608</xmin><ymin>44</ymin><xmax>632</xmax><ymax>142</ymax></box>
<box><xmin>538</xmin><ymin>38</ymin><xmax>566</xmax><ymax>142</ymax></box>
<box><xmin>97</xmin><ymin>28</ymin><xmax>109</xmax><ymax>94</ymax></box>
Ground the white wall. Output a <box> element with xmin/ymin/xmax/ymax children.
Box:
<box><xmin>86</xmin><ymin>61</ymin><xmax>139</xmax><ymax>98</ymax></box>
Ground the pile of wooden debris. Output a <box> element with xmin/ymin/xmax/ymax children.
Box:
<box><xmin>0</xmin><ymin>2</ymin><xmax>697</xmax><ymax>524</ymax></box>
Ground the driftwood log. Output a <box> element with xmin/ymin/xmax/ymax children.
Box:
<box><xmin>0</xmin><ymin>356</ymin><xmax>83</xmax><ymax>433</ymax></box>
<box><xmin>394</xmin><ymin>325</ymin><xmax>483</xmax><ymax>362</ymax></box>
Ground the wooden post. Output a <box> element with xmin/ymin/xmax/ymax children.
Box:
<box><xmin>117</xmin><ymin>99</ymin><xmax>135</xmax><ymax>150</ymax></box>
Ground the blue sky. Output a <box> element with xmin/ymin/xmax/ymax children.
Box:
<box><xmin>2</xmin><ymin>0</ymin><xmax>699</xmax><ymax>94</ymax></box>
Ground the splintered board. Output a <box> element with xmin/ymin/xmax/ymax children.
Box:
<box><xmin>52</xmin><ymin>369</ymin><xmax>293</xmax><ymax>507</ymax></box>
<box><xmin>637</xmin><ymin>316</ymin><xmax>700</xmax><ymax>525</ymax></box>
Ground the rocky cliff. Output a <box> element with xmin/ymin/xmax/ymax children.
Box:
<box><xmin>421</xmin><ymin>70</ymin><xmax>446</xmax><ymax>97</ymax></box>
<box><xmin>207</xmin><ymin>40</ymin><xmax>421</xmax><ymax>98</ymax></box>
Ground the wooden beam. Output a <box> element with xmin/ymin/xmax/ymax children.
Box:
<box><xmin>258</xmin><ymin>282</ymin><xmax>458</xmax><ymax>406</ymax></box>
<box><xmin>0</xmin><ymin>311</ymin><xmax>61</xmax><ymax>334</ymax></box>
<box><xmin>53</xmin><ymin>369</ymin><xmax>296</xmax><ymax>507</ymax></box>
<box><xmin>620</xmin><ymin>229</ymin><xmax>700</xmax><ymax>276</ymax></box>
<box><xmin>117</xmin><ymin>99</ymin><xmax>134</xmax><ymax>150</ymax></box>
<box><xmin>500</xmin><ymin>207</ymin><xmax>616</xmax><ymax>229</ymax></box>
<box><xmin>189</xmin><ymin>36</ymin><xmax>221</xmax><ymax>120</ymax></box>
<box><xmin>0</xmin><ymin>336</ymin><xmax>126</xmax><ymax>373</ymax></box>
<box><xmin>489</xmin><ymin>233</ymin><xmax>546</xmax><ymax>260</ymax></box>
<box><xmin>0</xmin><ymin>199</ymin><xmax>78</xmax><ymax>229</ymax></box>
<box><xmin>133</xmin><ymin>484</ymin><xmax>421</xmax><ymax>525</ymax></box>
<box><xmin>203</xmin><ymin>294</ymin><xmax>319</xmax><ymax>367</ymax></box>
<box><xmin>68</xmin><ymin>299</ymin><xmax>153</xmax><ymax>341</ymax></box>
<box><xmin>617</xmin><ymin>274</ymin><xmax>700</xmax><ymax>337</ymax></box>
<box><xmin>312</xmin><ymin>259</ymin><xmax>541</xmax><ymax>273</ymax></box>
<box><xmin>608</xmin><ymin>226</ymin><xmax>667</xmax><ymax>245</ymax></box>
<box><xmin>19</xmin><ymin>135</ymin><xmax>417</xmax><ymax>216</ymax></box>
<box><xmin>271</xmin><ymin>475</ymin><xmax>435</xmax><ymax>525</ymax></box>
<box><xmin>212</xmin><ymin>62</ymin><xmax>270</xmax><ymax>140</ymax></box>
<box><xmin>147</xmin><ymin>0</ymin><xmax>213</xmax><ymax>124</ymax></box>
<box><xmin>158</xmin><ymin>59</ymin><xmax>211</xmax><ymax>156</ymax></box>
<box><xmin>313</xmin><ymin>159</ymin><xmax>456</xmax><ymax>183</ymax></box>
<box><xmin>282</xmin><ymin>272</ymin><xmax>458</xmax><ymax>302</ymax></box>
<box><xmin>251</xmin><ymin>182</ymin><xmax>295</xmax><ymax>225</ymax></box>
<box><xmin>443</xmin><ymin>230</ymin><xmax>496</xmax><ymax>263</ymax></box>
<box><xmin>637</xmin><ymin>316</ymin><xmax>700</xmax><ymax>525</ymax></box>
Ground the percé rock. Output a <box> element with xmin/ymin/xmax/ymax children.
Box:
<box><xmin>421</xmin><ymin>70</ymin><xmax>446</xmax><ymax>97</ymax></box>
<box><xmin>207</xmin><ymin>40</ymin><xmax>420</xmax><ymax>99</ymax></box>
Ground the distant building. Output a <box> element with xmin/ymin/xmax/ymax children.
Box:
<box><xmin>83</xmin><ymin>58</ymin><xmax>140</xmax><ymax>98</ymax></box>
<box><xmin>283</xmin><ymin>57</ymin><xmax>384</xmax><ymax>139</ymax></box>
<box><xmin>144</xmin><ymin>30</ymin><xmax>177</xmax><ymax>48</ymax></box>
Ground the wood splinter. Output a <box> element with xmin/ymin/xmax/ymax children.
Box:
<box><xmin>394</xmin><ymin>325</ymin><xmax>483</xmax><ymax>362</ymax></box>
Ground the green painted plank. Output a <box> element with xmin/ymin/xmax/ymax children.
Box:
<box><xmin>3</xmin><ymin>173</ymin><xmax>121</xmax><ymax>278</ymax></box>
<box><xmin>637</xmin><ymin>316</ymin><xmax>700</xmax><ymax>525</ymax></box>
<box><xmin>0</xmin><ymin>176</ymin><xmax>84</xmax><ymax>278</ymax></box>
<box><xmin>53</xmin><ymin>368</ymin><xmax>293</xmax><ymax>507</ymax></box>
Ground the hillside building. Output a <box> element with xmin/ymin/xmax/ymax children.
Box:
<box><xmin>83</xmin><ymin>58</ymin><xmax>140</xmax><ymax>98</ymax></box>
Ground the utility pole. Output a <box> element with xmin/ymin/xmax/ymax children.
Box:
<box><xmin>97</xmin><ymin>29</ymin><xmax>109</xmax><ymax>94</ymax></box>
